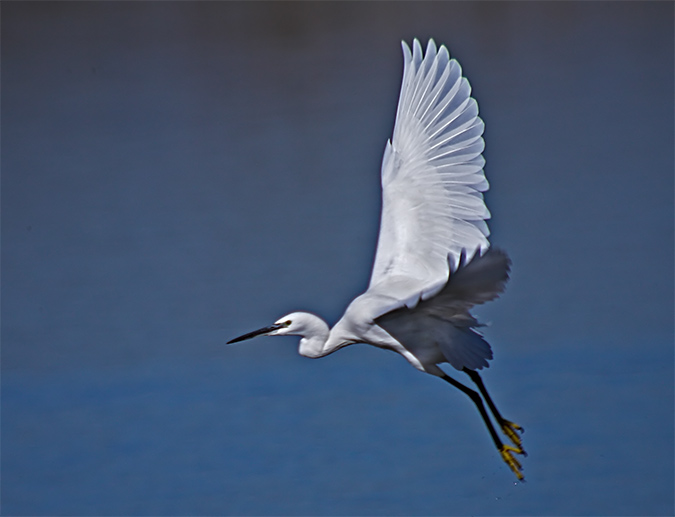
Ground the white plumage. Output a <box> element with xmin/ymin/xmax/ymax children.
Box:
<box><xmin>228</xmin><ymin>39</ymin><xmax>525</xmax><ymax>480</ymax></box>
<box><xmin>371</xmin><ymin>39</ymin><xmax>489</xmax><ymax>300</ymax></box>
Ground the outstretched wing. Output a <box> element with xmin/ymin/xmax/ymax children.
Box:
<box><xmin>368</xmin><ymin>39</ymin><xmax>490</xmax><ymax>313</ymax></box>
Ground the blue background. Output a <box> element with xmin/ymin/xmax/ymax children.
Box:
<box><xmin>3</xmin><ymin>2</ymin><xmax>673</xmax><ymax>515</ymax></box>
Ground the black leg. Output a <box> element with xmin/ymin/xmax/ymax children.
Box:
<box><xmin>463</xmin><ymin>368</ymin><xmax>525</xmax><ymax>453</ymax></box>
<box><xmin>440</xmin><ymin>373</ymin><xmax>524</xmax><ymax>480</ymax></box>
<box><xmin>440</xmin><ymin>373</ymin><xmax>503</xmax><ymax>450</ymax></box>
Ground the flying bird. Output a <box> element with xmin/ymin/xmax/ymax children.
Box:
<box><xmin>228</xmin><ymin>39</ymin><xmax>525</xmax><ymax>480</ymax></box>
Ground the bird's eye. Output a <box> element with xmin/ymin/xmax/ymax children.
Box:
<box><xmin>283</xmin><ymin>320</ymin><xmax>292</xmax><ymax>327</ymax></box>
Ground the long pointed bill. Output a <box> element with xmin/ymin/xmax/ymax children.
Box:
<box><xmin>227</xmin><ymin>324</ymin><xmax>282</xmax><ymax>344</ymax></box>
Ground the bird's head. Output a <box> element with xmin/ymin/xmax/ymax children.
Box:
<box><xmin>226</xmin><ymin>313</ymin><xmax>303</xmax><ymax>344</ymax></box>
<box><xmin>227</xmin><ymin>311</ymin><xmax>329</xmax><ymax>345</ymax></box>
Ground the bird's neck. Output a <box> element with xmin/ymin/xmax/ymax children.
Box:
<box><xmin>297</xmin><ymin>315</ymin><xmax>330</xmax><ymax>358</ymax></box>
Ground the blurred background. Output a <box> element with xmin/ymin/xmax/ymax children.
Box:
<box><xmin>2</xmin><ymin>2</ymin><xmax>673</xmax><ymax>515</ymax></box>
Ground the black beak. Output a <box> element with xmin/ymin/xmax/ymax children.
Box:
<box><xmin>227</xmin><ymin>324</ymin><xmax>282</xmax><ymax>344</ymax></box>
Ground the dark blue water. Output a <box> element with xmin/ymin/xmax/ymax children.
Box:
<box><xmin>3</xmin><ymin>2</ymin><xmax>673</xmax><ymax>515</ymax></box>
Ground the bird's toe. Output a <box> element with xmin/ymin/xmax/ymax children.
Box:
<box><xmin>499</xmin><ymin>445</ymin><xmax>525</xmax><ymax>481</ymax></box>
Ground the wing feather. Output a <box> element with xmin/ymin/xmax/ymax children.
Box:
<box><xmin>368</xmin><ymin>39</ymin><xmax>490</xmax><ymax>314</ymax></box>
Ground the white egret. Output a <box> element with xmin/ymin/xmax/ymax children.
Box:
<box><xmin>228</xmin><ymin>39</ymin><xmax>525</xmax><ymax>480</ymax></box>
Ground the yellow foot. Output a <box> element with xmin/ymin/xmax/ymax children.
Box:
<box><xmin>501</xmin><ymin>419</ymin><xmax>526</xmax><ymax>453</ymax></box>
<box><xmin>500</xmin><ymin>444</ymin><xmax>525</xmax><ymax>481</ymax></box>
